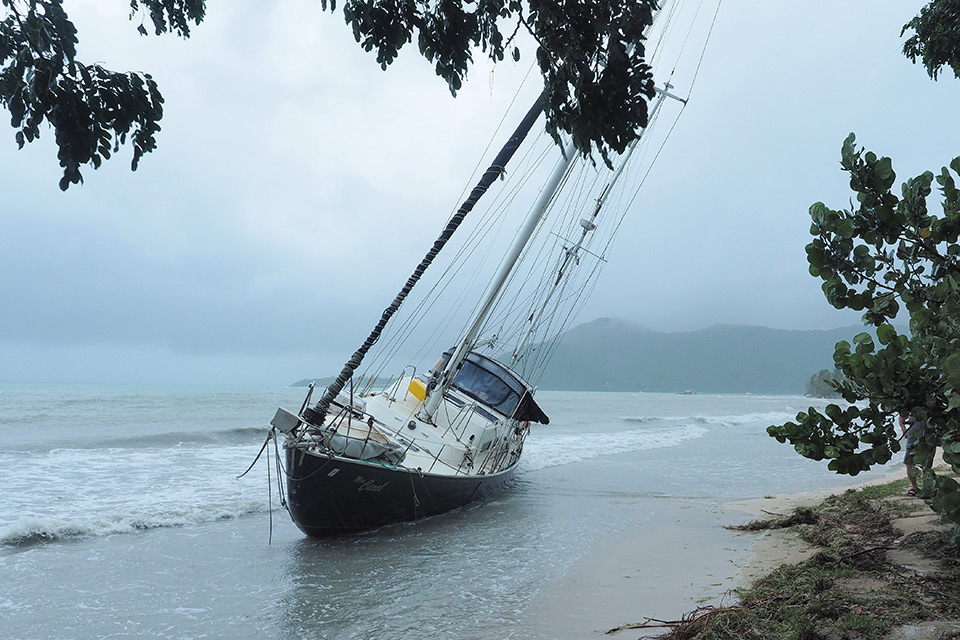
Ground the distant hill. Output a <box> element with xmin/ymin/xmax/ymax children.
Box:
<box><xmin>294</xmin><ymin>319</ymin><xmax>878</xmax><ymax>394</ymax></box>
<box><xmin>536</xmin><ymin>318</ymin><xmax>871</xmax><ymax>394</ymax></box>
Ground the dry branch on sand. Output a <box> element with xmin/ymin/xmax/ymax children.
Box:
<box><xmin>605</xmin><ymin>606</ymin><xmax>743</xmax><ymax>636</ymax></box>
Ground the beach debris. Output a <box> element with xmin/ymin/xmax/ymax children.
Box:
<box><xmin>604</xmin><ymin>605</ymin><xmax>742</xmax><ymax>636</ymax></box>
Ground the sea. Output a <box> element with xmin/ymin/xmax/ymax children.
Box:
<box><xmin>0</xmin><ymin>385</ymin><xmax>895</xmax><ymax>639</ymax></box>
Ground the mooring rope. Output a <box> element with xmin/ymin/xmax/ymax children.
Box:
<box><xmin>267</xmin><ymin>433</ymin><xmax>273</xmax><ymax>545</ymax></box>
<box><xmin>238</xmin><ymin>431</ymin><xmax>272</xmax><ymax>479</ymax></box>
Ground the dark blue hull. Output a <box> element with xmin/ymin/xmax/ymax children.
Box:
<box><xmin>284</xmin><ymin>446</ymin><xmax>517</xmax><ymax>536</ymax></box>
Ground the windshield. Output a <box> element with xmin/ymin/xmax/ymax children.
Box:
<box><xmin>435</xmin><ymin>350</ymin><xmax>548</xmax><ymax>424</ymax></box>
<box><xmin>452</xmin><ymin>358</ymin><xmax>522</xmax><ymax>417</ymax></box>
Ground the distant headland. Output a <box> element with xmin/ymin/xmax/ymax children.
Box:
<box><xmin>293</xmin><ymin>319</ymin><xmax>877</xmax><ymax>395</ymax></box>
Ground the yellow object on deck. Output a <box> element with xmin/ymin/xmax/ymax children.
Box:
<box><xmin>408</xmin><ymin>378</ymin><xmax>427</xmax><ymax>402</ymax></box>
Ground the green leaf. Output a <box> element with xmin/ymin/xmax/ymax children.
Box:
<box><xmin>825</xmin><ymin>404</ymin><xmax>843</xmax><ymax>422</ymax></box>
<box><xmin>876</xmin><ymin>324</ymin><xmax>897</xmax><ymax>345</ymax></box>
<box><xmin>853</xmin><ymin>332</ymin><xmax>874</xmax><ymax>347</ymax></box>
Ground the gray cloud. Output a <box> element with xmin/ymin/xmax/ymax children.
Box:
<box><xmin>1</xmin><ymin>0</ymin><xmax>957</xmax><ymax>384</ymax></box>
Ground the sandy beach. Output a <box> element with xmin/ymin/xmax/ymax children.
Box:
<box><xmin>525</xmin><ymin>500</ymin><xmax>752</xmax><ymax>639</ymax></box>
<box><xmin>525</xmin><ymin>466</ymin><xmax>911</xmax><ymax>640</ymax></box>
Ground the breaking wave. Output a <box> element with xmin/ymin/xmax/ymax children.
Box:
<box><xmin>0</xmin><ymin>502</ymin><xmax>268</xmax><ymax>547</ymax></box>
<box><xmin>0</xmin><ymin>443</ymin><xmax>274</xmax><ymax>548</ymax></box>
<box><xmin>520</xmin><ymin>424</ymin><xmax>707</xmax><ymax>472</ymax></box>
<box><xmin>7</xmin><ymin>426</ymin><xmax>269</xmax><ymax>453</ymax></box>
<box><xmin>622</xmin><ymin>411</ymin><xmax>798</xmax><ymax>429</ymax></box>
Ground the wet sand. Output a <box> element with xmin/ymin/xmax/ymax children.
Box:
<box><xmin>525</xmin><ymin>467</ymin><xmax>908</xmax><ymax>640</ymax></box>
<box><xmin>524</xmin><ymin>500</ymin><xmax>753</xmax><ymax>639</ymax></box>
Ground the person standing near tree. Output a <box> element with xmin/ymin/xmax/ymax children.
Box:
<box><xmin>900</xmin><ymin>414</ymin><xmax>933</xmax><ymax>497</ymax></box>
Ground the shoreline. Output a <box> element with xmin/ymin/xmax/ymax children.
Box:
<box><xmin>523</xmin><ymin>499</ymin><xmax>752</xmax><ymax>639</ymax></box>
<box><xmin>524</xmin><ymin>465</ymin><xmax>910</xmax><ymax>639</ymax></box>
<box><xmin>726</xmin><ymin>466</ymin><xmax>906</xmax><ymax>588</ymax></box>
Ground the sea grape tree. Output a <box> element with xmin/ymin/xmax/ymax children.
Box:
<box><xmin>768</xmin><ymin>135</ymin><xmax>960</xmax><ymax>537</ymax></box>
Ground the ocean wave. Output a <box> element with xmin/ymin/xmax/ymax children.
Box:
<box><xmin>0</xmin><ymin>501</ymin><xmax>269</xmax><ymax>547</ymax></box>
<box><xmin>621</xmin><ymin>411</ymin><xmax>799</xmax><ymax>428</ymax></box>
<box><xmin>7</xmin><ymin>426</ymin><xmax>270</xmax><ymax>453</ymax></box>
<box><xmin>520</xmin><ymin>424</ymin><xmax>707</xmax><ymax>472</ymax></box>
<box><xmin>0</xmin><ymin>443</ymin><xmax>275</xmax><ymax>547</ymax></box>
<box><xmin>89</xmin><ymin>426</ymin><xmax>270</xmax><ymax>449</ymax></box>
<box><xmin>693</xmin><ymin>411</ymin><xmax>800</xmax><ymax>427</ymax></box>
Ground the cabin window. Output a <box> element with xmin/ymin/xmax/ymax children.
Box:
<box><xmin>432</xmin><ymin>349</ymin><xmax>547</xmax><ymax>424</ymax></box>
<box><xmin>452</xmin><ymin>359</ymin><xmax>521</xmax><ymax>417</ymax></box>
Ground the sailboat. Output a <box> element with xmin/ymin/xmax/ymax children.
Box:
<box><xmin>266</xmin><ymin>2</ymin><xmax>718</xmax><ymax>536</ymax></box>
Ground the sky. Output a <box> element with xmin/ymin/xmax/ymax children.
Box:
<box><xmin>2</xmin><ymin>0</ymin><xmax>959</xmax><ymax>386</ymax></box>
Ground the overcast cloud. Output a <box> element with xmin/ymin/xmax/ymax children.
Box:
<box><xmin>2</xmin><ymin>0</ymin><xmax>958</xmax><ymax>385</ymax></box>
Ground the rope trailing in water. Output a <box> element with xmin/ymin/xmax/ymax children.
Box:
<box><xmin>272</xmin><ymin>430</ymin><xmax>286</xmax><ymax>510</ymax></box>
<box><xmin>238</xmin><ymin>431</ymin><xmax>273</xmax><ymax>479</ymax></box>
<box><xmin>303</xmin><ymin>94</ymin><xmax>546</xmax><ymax>429</ymax></box>
<box><xmin>267</xmin><ymin>432</ymin><xmax>273</xmax><ymax>545</ymax></box>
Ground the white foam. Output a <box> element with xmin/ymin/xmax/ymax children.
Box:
<box><xmin>0</xmin><ymin>501</ymin><xmax>269</xmax><ymax>546</ymax></box>
<box><xmin>0</xmin><ymin>444</ymin><xmax>272</xmax><ymax>546</ymax></box>
<box><xmin>694</xmin><ymin>410</ymin><xmax>800</xmax><ymax>427</ymax></box>
<box><xmin>0</xmin><ymin>400</ymin><xmax>817</xmax><ymax>544</ymax></box>
<box><xmin>621</xmin><ymin>410</ymin><xmax>801</xmax><ymax>428</ymax></box>
<box><xmin>521</xmin><ymin>424</ymin><xmax>707</xmax><ymax>472</ymax></box>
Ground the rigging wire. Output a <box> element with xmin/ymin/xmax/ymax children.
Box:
<box><xmin>613</xmin><ymin>0</ymin><xmax>722</xmax><ymax>228</ymax></box>
<box><xmin>352</xmin><ymin>0</ymin><xmax>723</xmax><ymax>391</ymax></box>
<box><xmin>362</xmin><ymin>146</ymin><xmax>550</xmax><ymax>369</ymax></box>
<box><xmin>649</xmin><ymin>0</ymin><xmax>681</xmax><ymax>63</ymax></box>
<box><xmin>358</xmin><ymin>64</ymin><xmax>547</xmax><ymax>386</ymax></box>
<box><xmin>455</xmin><ymin>0</ymin><xmax>727</xmax><ymax>381</ymax></box>
<box><xmin>359</xmin><ymin>135</ymin><xmax>558</xmax><ymax>387</ymax></box>
<box><xmin>668</xmin><ymin>0</ymin><xmax>708</xmax><ymax>78</ymax></box>
<box><xmin>688</xmin><ymin>0</ymin><xmax>724</xmax><ymax>93</ymax></box>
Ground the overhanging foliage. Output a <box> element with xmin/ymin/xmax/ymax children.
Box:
<box><xmin>902</xmin><ymin>0</ymin><xmax>960</xmax><ymax>80</ymax></box>
<box><xmin>768</xmin><ymin>134</ymin><xmax>960</xmax><ymax>535</ymax></box>
<box><xmin>0</xmin><ymin>0</ymin><xmax>203</xmax><ymax>189</ymax></box>
<box><xmin>1</xmin><ymin>1</ymin><xmax>953</xmax><ymax>189</ymax></box>
<box><xmin>320</xmin><ymin>0</ymin><xmax>659</xmax><ymax>165</ymax></box>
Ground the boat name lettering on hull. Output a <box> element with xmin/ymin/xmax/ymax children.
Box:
<box><xmin>354</xmin><ymin>476</ymin><xmax>389</xmax><ymax>492</ymax></box>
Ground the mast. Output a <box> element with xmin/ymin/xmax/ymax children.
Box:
<box><xmin>421</xmin><ymin>142</ymin><xmax>577</xmax><ymax>421</ymax></box>
<box><xmin>420</xmin><ymin>84</ymin><xmax>686</xmax><ymax>421</ymax></box>
<box><xmin>509</xmin><ymin>83</ymin><xmax>683</xmax><ymax>365</ymax></box>
<box><xmin>302</xmin><ymin>95</ymin><xmax>546</xmax><ymax>429</ymax></box>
